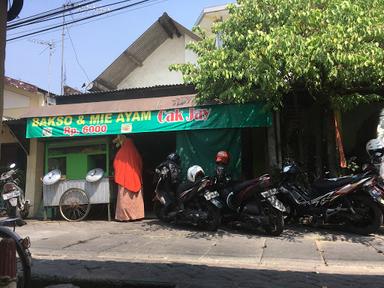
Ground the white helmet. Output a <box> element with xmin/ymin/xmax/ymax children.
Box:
<box><xmin>187</xmin><ymin>165</ymin><xmax>205</xmax><ymax>182</ymax></box>
<box><xmin>366</xmin><ymin>138</ymin><xmax>384</xmax><ymax>158</ymax></box>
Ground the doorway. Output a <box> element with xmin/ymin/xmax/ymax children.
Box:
<box><xmin>133</xmin><ymin>132</ymin><xmax>176</xmax><ymax>215</ymax></box>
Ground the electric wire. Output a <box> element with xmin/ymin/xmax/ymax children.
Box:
<box><xmin>7</xmin><ymin>0</ymin><xmax>154</xmax><ymax>41</ymax></box>
<box><xmin>6</xmin><ymin>0</ymin><xmax>165</xmax><ymax>43</ymax></box>
<box><xmin>7</xmin><ymin>0</ymin><xmax>102</xmax><ymax>29</ymax></box>
<box><xmin>7</xmin><ymin>0</ymin><xmax>91</xmax><ymax>26</ymax></box>
<box><xmin>63</xmin><ymin>0</ymin><xmax>166</xmax><ymax>84</ymax></box>
<box><xmin>8</xmin><ymin>0</ymin><xmax>159</xmax><ymax>38</ymax></box>
<box><xmin>8</xmin><ymin>0</ymin><xmax>141</xmax><ymax>30</ymax></box>
<box><xmin>65</xmin><ymin>25</ymin><xmax>91</xmax><ymax>83</ymax></box>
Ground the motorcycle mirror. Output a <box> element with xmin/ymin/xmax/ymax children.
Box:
<box><xmin>9</xmin><ymin>163</ymin><xmax>16</xmax><ymax>169</ymax></box>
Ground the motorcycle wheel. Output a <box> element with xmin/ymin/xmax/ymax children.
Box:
<box><xmin>0</xmin><ymin>227</ymin><xmax>31</xmax><ymax>288</ymax></box>
<box><xmin>19</xmin><ymin>208</ymin><xmax>29</xmax><ymax>219</ymax></box>
<box><xmin>5</xmin><ymin>201</ymin><xmax>18</xmax><ymax>218</ymax></box>
<box><xmin>153</xmin><ymin>200</ymin><xmax>170</xmax><ymax>222</ymax></box>
<box><xmin>18</xmin><ymin>193</ymin><xmax>29</xmax><ymax>219</ymax></box>
<box><xmin>264</xmin><ymin>208</ymin><xmax>284</xmax><ymax>236</ymax></box>
<box><xmin>204</xmin><ymin>204</ymin><xmax>221</xmax><ymax>231</ymax></box>
<box><xmin>346</xmin><ymin>195</ymin><xmax>383</xmax><ymax>235</ymax></box>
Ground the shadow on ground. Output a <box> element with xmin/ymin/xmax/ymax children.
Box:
<box><xmin>139</xmin><ymin>219</ymin><xmax>289</xmax><ymax>240</ymax></box>
<box><xmin>31</xmin><ymin>258</ymin><xmax>384</xmax><ymax>288</ymax></box>
<box><xmin>139</xmin><ymin>219</ymin><xmax>383</xmax><ymax>246</ymax></box>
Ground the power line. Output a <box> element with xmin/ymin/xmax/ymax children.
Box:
<box><xmin>65</xmin><ymin>25</ymin><xmax>91</xmax><ymax>83</ymax></box>
<box><xmin>7</xmin><ymin>0</ymin><xmax>155</xmax><ymax>42</ymax></box>
<box><xmin>7</xmin><ymin>0</ymin><xmax>102</xmax><ymax>30</ymax></box>
<box><xmin>7</xmin><ymin>0</ymin><xmax>157</xmax><ymax>38</ymax></box>
<box><xmin>8</xmin><ymin>0</ymin><xmax>90</xmax><ymax>26</ymax></box>
<box><xmin>6</xmin><ymin>0</ymin><xmax>166</xmax><ymax>43</ymax></box>
<box><xmin>8</xmin><ymin>0</ymin><xmax>139</xmax><ymax>30</ymax></box>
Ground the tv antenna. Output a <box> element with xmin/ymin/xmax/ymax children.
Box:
<box><xmin>29</xmin><ymin>39</ymin><xmax>56</xmax><ymax>97</ymax></box>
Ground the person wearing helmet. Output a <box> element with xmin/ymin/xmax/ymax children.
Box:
<box><xmin>166</xmin><ymin>152</ymin><xmax>181</xmax><ymax>166</ymax></box>
<box><xmin>366</xmin><ymin>139</ymin><xmax>384</xmax><ymax>160</ymax></box>
<box><xmin>155</xmin><ymin>153</ymin><xmax>181</xmax><ymax>187</ymax></box>
<box><xmin>187</xmin><ymin>165</ymin><xmax>205</xmax><ymax>182</ymax></box>
<box><xmin>366</xmin><ymin>138</ymin><xmax>384</xmax><ymax>174</ymax></box>
<box><xmin>216</xmin><ymin>150</ymin><xmax>230</xmax><ymax>165</ymax></box>
<box><xmin>154</xmin><ymin>153</ymin><xmax>182</xmax><ymax>213</ymax></box>
<box><xmin>215</xmin><ymin>151</ymin><xmax>231</xmax><ymax>188</ymax></box>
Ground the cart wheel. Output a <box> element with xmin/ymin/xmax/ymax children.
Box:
<box><xmin>59</xmin><ymin>188</ymin><xmax>90</xmax><ymax>222</ymax></box>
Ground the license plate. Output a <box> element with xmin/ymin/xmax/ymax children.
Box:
<box><xmin>261</xmin><ymin>188</ymin><xmax>278</xmax><ymax>198</ymax></box>
<box><xmin>9</xmin><ymin>197</ymin><xmax>18</xmax><ymax>207</ymax></box>
<box><xmin>267</xmin><ymin>195</ymin><xmax>286</xmax><ymax>212</ymax></box>
<box><xmin>2</xmin><ymin>190</ymin><xmax>20</xmax><ymax>200</ymax></box>
<box><xmin>204</xmin><ymin>190</ymin><xmax>219</xmax><ymax>201</ymax></box>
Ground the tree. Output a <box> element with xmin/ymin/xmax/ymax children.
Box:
<box><xmin>0</xmin><ymin>1</ymin><xmax>7</xmax><ymax>158</ymax></box>
<box><xmin>172</xmin><ymin>0</ymin><xmax>384</xmax><ymax>175</ymax></box>
<box><xmin>0</xmin><ymin>1</ymin><xmax>23</xmax><ymax>158</ymax></box>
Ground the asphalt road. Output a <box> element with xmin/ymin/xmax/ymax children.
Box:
<box><xmin>10</xmin><ymin>219</ymin><xmax>384</xmax><ymax>287</ymax></box>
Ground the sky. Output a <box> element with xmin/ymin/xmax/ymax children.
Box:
<box><xmin>5</xmin><ymin>0</ymin><xmax>235</xmax><ymax>95</ymax></box>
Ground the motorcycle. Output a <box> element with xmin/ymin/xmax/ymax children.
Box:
<box><xmin>359</xmin><ymin>162</ymin><xmax>384</xmax><ymax>212</ymax></box>
<box><xmin>278</xmin><ymin>161</ymin><xmax>384</xmax><ymax>235</ymax></box>
<box><xmin>0</xmin><ymin>217</ymin><xmax>32</xmax><ymax>288</ymax></box>
<box><xmin>214</xmin><ymin>171</ymin><xmax>286</xmax><ymax>236</ymax></box>
<box><xmin>1</xmin><ymin>163</ymin><xmax>30</xmax><ymax>219</ymax></box>
<box><xmin>153</xmin><ymin>165</ymin><xmax>222</xmax><ymax>231</ymax></box>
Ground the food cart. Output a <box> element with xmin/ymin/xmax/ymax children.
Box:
<box><xmin>42</xmin><ymin>138</ymin><xmax>112</xmax><ymax>221</ymax></box>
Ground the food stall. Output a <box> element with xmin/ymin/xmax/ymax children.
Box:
<box><xmin>42</xmin><ymin>137</ymin><xmax>111</xmax><ymax>221</ymax></box>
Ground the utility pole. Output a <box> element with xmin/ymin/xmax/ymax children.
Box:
<box><xmin>60</xmin><ymin>3</ymin><xmax>67</xmax><ymax>96</ymax></box>
<box><xmin>61</xmin><ymin>1</ymin><xmax>76</xmax><ymax>96</ymax></box>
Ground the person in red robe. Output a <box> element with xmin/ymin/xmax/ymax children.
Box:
<box><xmin>113</xmin><ymin>135</ymin><xmax>144</xmax><ymax>221</ymax></box>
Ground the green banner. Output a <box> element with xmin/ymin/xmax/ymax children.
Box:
<box><xmin>26</xmin><ymin>103</ymin><xmax>271</xmax><ymax>138</ymax></box>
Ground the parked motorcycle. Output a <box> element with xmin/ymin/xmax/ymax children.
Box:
<box><xmin>153</xmin><ymin>163</ymin><xmax>222</xmax><ymax>231</ymax></box>
<box><xmin>364</xmin><ymin>138</ymin><xmax>384</xmax><ymax>211</ymax></box>
<box><xmin>1</xmin><ymin>163</ymin><xmax>30</xmax><ymax>219</ymax></box>
<box><xmin>0</xmin><ymin>217</ymin><xmax>32</xmax><ymax>288</ymax></box>
<box><xmin>212</xmin><ymin>151</ymin><xmax>286</xmax><ymax>236</ymax></box>
<box><xmin>278</xmin><ymin>161</ymin><xmax>384</xmax><ymax>235</ymax></box>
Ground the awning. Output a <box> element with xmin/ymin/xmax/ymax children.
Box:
<box><xmin>23</xmin><ymin>96</ymin><xmax>272</xmax><ymax>139</ymax></box>
<box><xmin>21</xmin><ymin>94</ymin><xmax>197</xmax><ymax>118</ymax></box>
<box><xmin>3</xmin><ymin>119</ymin><xmax>29</xmax><ymax>154</ymax></box>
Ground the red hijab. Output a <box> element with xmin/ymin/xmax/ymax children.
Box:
<box><xmin>113</xmin><ymin>137</ymin><xmax>142</xmax><ymax>192</ymax></box>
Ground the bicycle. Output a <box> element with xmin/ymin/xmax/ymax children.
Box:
<box><xmin>0</xmin><ymin>218</ymin><xmax>31</xmax><ymax>288</ymax></box>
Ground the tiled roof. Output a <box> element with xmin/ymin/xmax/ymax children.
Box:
<box><xmin>4</xmin><ymin>76</ymin><xmax>41</xmax><ymax>93</ymax></box>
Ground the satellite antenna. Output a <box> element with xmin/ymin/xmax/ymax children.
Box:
<box><xmin>29</xmin><ymin>38</ymin><xmax>56</xmax><ymax>98</ymax></box>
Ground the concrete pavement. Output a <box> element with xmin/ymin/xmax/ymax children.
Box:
<box><xmin>11</xmin><ymin>219</ymin><xmax>384</xmax><ymax>287</ymax></box>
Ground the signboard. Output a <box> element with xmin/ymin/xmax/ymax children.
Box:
<box><xmin>26</xmin><ymin>103</ymin><xmax>271</xmax><ymax>138</ymax></box>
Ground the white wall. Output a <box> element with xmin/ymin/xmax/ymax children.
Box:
<box><xmin>197</xmin><ymin>8</ymin><xmax>229</xmax><ymax>37</ymax></box>
<box><xmin>118</xmin><ymin>36</ymin><xmax>192</xmax><ymax>89</ymax></box>
<box><xmin>4</xmin><ymin>89</ymin><xmax>30</xmax><ymax>109</ymax></box>
<box><xmin>185</xmin><ymin>34</ymin><xmax>198</xmax><ymax>64</ymax></box>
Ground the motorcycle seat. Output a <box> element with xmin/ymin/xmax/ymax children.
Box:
<box><xmin>176</xmin><ymin>182</ymin><xmax>197</xmax><ymax>194</ymax></box>
<box><xmin>310</xmin><ymin>176</ymin><xmax>356</xmax><ymax>196</ymax></box>
<box><xmin>229</xmin><ymin>179</ymin><xmax>260</xmax><ymax>194</ymax></box>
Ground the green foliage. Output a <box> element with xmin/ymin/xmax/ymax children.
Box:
<box><xmin>171</xmin><ymin>0</ymin><xmax>384</xmax><ymax>109</ymax></box>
